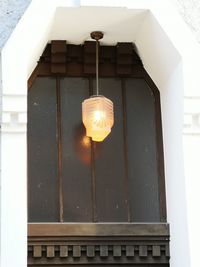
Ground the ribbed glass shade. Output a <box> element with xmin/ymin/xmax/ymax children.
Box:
<box><xmin>82</xmin><ymin>95</ymin><xmax>114</xmax><ymax>142</ymax></box>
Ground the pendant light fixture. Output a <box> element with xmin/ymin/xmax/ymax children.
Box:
<box><xmin>82</xmin><ymin>31</ymin><xmax>114</xmax><ymax>142</ymax></box>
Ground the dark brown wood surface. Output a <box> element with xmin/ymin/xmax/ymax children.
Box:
<box><xmin>28</xmin><ymin>223</ymin><xmax>170</xmax><ymax>266</ymax></box>
<box><xmin>93</xmin><ymin>78</ymin><xmax>128</xmax><ymax>222</ymax></box>
<box><xmin>125</xmin><ymin>78</ymin><xmax>160</xmax><ymax>222</ymax></box>
<box><xmin>28</xmin><ymin>76</ymin><xmax>165</xmax><ymax>223</ymax></box>
<box><xmin>28</xmin><ymin>77</ymin><xmax>59</xmax><ymax>222</ymax></box>
<box><xmin>28</xmin><ymin>78</ymin><xmax>165</xmax><ymax>223</ymax></box>
<box><xmin>28</xmin><ymin>42</ymin><xmax>144</xmax><ymax>89</ymax></box>
<box><xmin>60</xmin><ymin>78</ymin><xmax>93</xmax><ymax>222</ymax></box>
<box><xmin>27</xmin><ymin>40</ymin><xmax>169</xmax><ymax>266</ymax></box>
<box><xmin>28</xmin><ymin>223</ymin><xmax>169</xmax><ymax>236</ymax></box>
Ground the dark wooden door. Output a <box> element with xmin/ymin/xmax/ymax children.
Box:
<box><xmin>28</xmin><ymin>41</ymin><xmax>169</xmax><ymax>266</ymax></box>
<box><xmin>28</xmin><ymin>77</ymin><xmax>161</xmax><ymax>223</ymax></box>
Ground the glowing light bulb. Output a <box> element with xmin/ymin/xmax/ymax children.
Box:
<box><xmin>82</xmin><ymin>95</ymin><xmax>114</xmax><ymax>142</ymax></box>
<box><xmin>94</xmin><ymin>110</ymin><xmax>105</xmax><ymax>121</ymax></box>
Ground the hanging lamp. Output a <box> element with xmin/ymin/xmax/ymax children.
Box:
<box><xmin>82</xmin><ymin>31</ymin><xmax>114</xmax><ymax>142</ymax></box>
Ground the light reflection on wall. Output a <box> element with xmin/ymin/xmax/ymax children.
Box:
<box><xmin>74</xmin><ymin>124</ymin><xmax>91</xmax><ymax>165</ymax></box>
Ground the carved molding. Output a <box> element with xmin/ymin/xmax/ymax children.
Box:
<box><xmin>28</xmin><ymin>242</ymin><xmax>170</xmax><ymax>265</ymax></box>
<box><xmin>28</xmin><ymin>223</ymin><xmax>170</xmax><ymax>266</ymax></box>
<box><xmin>28</xmin><ymin>41</ymin><xmax>144</xmax><ymax>88</ymax></box>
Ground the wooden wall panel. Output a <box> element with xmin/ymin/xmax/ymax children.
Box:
<box><xmin>93</xmin><ymin>78</ymin><xmax>128</xmax><ymax>222</ymax></box>
<box><xmin>28</xmin><ymin>77</ymin><xmax>163</xmax><ymax>223</ymax></box>
<box><xmin>27</xmin><ymin>41</ymin><xmax>168</xmax><ymax>266</ymax></box>
<box><xmin>28</xmin><ymin>77</ymin><xmax>59</xmax><ymax>222</ymax></box>
<box><xmin>125</xmin><ymin>79</ymin><xmax>160</xmax><ymax>222</ymax></box>
<box><xmin>60</xmin><ymin>78</ymin><xmax>93</xmax><ymax>222</ymax></box>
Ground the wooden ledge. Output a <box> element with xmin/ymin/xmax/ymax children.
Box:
<box><xmin>28</xmin><ymin>223</ymin><xmax>169</xmax><ymax>237</ymax></box>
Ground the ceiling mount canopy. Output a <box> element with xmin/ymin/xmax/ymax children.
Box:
<box><xmin>90</xmin><ymin>31</ymin><xmax>104</xmax><ymax>41</ymax></box>
<box><xmin>82</xmin><ymin>31</ymin><xmax>114</xmax><ymax>142</ymax></box>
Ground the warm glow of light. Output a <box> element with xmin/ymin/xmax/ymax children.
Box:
<box><xmin>82</xmin><ymin>95</ymin><xmax>114</xmax><ymax>142</ymax></box>
<box><xmin>81</xmin><ymin>136</ymin><xmax>91</xmax><ymax>148</ymax></box>
<box><xmin>93</xmin><ymin>110</ymin><xmax>106</xmax><ymax>121</ymax></box>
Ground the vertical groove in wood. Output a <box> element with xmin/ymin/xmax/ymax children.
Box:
<box><xmin>144</xmin><ymin>72</ymin><xmax>167</xmax><ymax>222</ymax></box>
<box><xmin>60</xmin><ymin>245</ymin><xmax>68</xmax><ymax>257</ymax></box>
<box><xmin>56</xmin><ymin>77</ymin><xmax>64</xmax><ymax>223</ymax></box>
<box><xmin>100</xmin><ymin>245</ymin><xmax>108</xmax><ymax>257</ymax></box>
<box><xmin>47</xmin><ymin>246</ymin><xmax>55</xmax><ymax>258</ymax></box>
<box><xmin>139</xmin><ymin>245</ymin><xmax>147</xmax><ymax>257</ymax></box>
<box><xmin>89</xmin><ymin>78</ymin><xmax>97</xmax><ymax>222</ymax></box>
<box><xmin>121</xmin><ymin>79</ymin><xmax>131</xmax><ymax>222</ymax></box>
<box><xmin>155</xmin><ymin>92</ymin><xmax>167</xmax><ymax>222</ymax></box>
<box><xmin>91</xmin><ymin>141</ymin><xmax>97</xmax><ymax>222</ymax></box>
<box><xmin>33</xmin><ymin>245</ymin><xmax>42</xmax><ymax>258</ymax></box>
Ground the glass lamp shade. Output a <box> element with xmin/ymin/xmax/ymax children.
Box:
<box><xmin>82</xmin><ymin>95</ymin><xmax>114</xmax><ymax>142</ymax></box>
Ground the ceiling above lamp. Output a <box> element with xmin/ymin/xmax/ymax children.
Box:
<box><xmin>82</xmin><ymin>31</ymin><xmax>114</xmax><ymax>142</ymax></box>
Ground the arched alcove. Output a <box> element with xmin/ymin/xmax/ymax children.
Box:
<box><xmin>1</xmin><ymin>2</ymin><xmax>194</xmax><ymax>267</ymax></box>
<box><xmin>27</xmin><ymin>40</ymin><xmax>169</xmax><ymax>266</ymax></box>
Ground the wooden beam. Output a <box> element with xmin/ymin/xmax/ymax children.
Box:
<box><xmin>28</xmin><ymin>223</ymin><xmax>169</xmax><ymax>237</ymax></box>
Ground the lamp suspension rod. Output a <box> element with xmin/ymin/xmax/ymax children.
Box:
<box><xmin>96</xmin><ymin>38</ymin><xmax>99</xmax><ymax>96</ymax></box>
<box><xmin>90</xmin><ymin>31</ymin><xmax>104</xmax><ymax>96</ymax></box>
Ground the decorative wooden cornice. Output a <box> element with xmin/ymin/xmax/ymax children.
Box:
<box><xmin>28</xmin><ymin>41</ymin><xmax>144</xmax><ymax>88</ymax></box>
<box><xmin>28</xmin><ymin>223</ymin><xmax>170</xmax><ymax>266</ymax></box>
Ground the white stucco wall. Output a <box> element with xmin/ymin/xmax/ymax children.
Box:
<box><xmin>0</xmin><ymin>0</ymin><xmax>200</xmax><ymax>267</ymax></box>
<box><xmin>1</xmin><ymin>0</ymin><xmax>200</xmax><ymax>49</ymax></box>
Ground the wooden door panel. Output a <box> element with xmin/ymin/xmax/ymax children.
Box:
<box><xmin>28</xmin><ymin>77</ymin><xmax>59</xmax><ymax>222</ymax></box>
<box><xmin>93</xmin><ymin>78</ymin><xmax>129</xmax><ymax>222</ymax></box>
<box><xmin>28</xmin><ymin>41</ymin><xmax>169</xmax><ymax>266</ymax></box>
<box><xmin>28</xmin><ymin>77</ymin><xmax>161</xmax><ymax>223</ymax></box>
<box><xmin>125</xmin><ymin>78</ymin><xmax>160</xmax><ymax>222</ymax></box>
<box><xmin>60</xmin><ymin>78</ymin><xmax>93</xmax><ymax>222</ymax></box>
